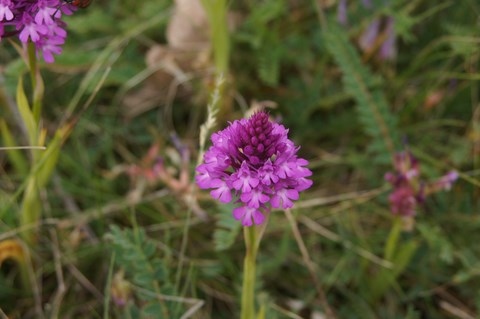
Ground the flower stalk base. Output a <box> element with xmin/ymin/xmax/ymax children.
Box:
<box><xmin>241</xmin><ymin>226</ymin><xmax>258</xmax><ymax>319</ymax></box>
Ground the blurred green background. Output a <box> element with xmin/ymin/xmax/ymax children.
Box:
<box><xmin>0</xmin><ymin>0</ymin><xmax>479</xmax><ymax>318</ymax></box>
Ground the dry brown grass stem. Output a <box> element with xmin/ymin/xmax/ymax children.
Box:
<box><xmin>47</xmin><ymin>229</ymin><xmax>66</xmax><ymax>319</ymax></box>
<box><xmin>67</xmin><ymin>264</ymin><xmax>104</xmax><ymax>301</ymax></box>
<box><xmin>439</xmin><ymin>300</ymin><xmax>476</xmax><ymax>319</ymax></box>
<box><xmin>295</xmin><ymin>186</ymin><xmax>388</xmax><ymax>209</ymax></box>
<box><xmin>285</xmin><ymin>209</ymin><xmax>337</xmax><ymax>319</ymax></box>
<box><xmin>131</xmin><ymin>285</ymin><xmax>205</xmax><ymax>319</ymax></box>
<box><xmin>300</xmin><ymin>216</ymin><xmax>393</xmax><ymax>269</ymax></box>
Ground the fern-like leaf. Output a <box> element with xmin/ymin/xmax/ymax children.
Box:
<box><xmin>107</xmin><ymin>225</ymin><xmax>174</xmax><ymax>317</ymax></box>
<box><xmin>258</xmin><ymin>45</ymin><xmax>280</xmax><ymax>86</ymax></box>
<box><xmin>324</xmin><ymin>24</ymin><xmax>400</xmax><ymax>163</ymax></box>
<box><xmin>213</xmin><ymin>203</ymin><xmax>241</xmax><ymax>251</ymax></box>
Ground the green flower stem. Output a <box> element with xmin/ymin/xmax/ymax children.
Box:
<box><xmin>384</xmin><ymin>216</ymin><xmax>402</xmax><ymax>261</ymax></box>
<box><xmin>368</xmin><ymin>216</ymin><xmax>418</xmax><ymax>302</ymax></box>
<box><xmin>241</xmin><ymin>226</ymin><xmax>258</xmax><ymax>319</ymax></box>
<box><xmin>27</xmin><ymin>42</ymin><xmax>45</xmax><ymax>125</ymax></box>
<box><xmin>200</xmin><ymin>0</ymin><xmax>229</xmax><ymax>74</ymax></box>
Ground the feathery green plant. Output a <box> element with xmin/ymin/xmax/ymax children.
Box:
<box><xmin>214</xmin><ymin>203</ymin><xmax>242</xmax><ymax>252</ymax></box>
<box><xmin>107</xmin><ymin>225</ymin><xmax>175</xmax><ymax>318</ymax></box>
<box><xmin>324</xmin><ymin>23</ymin><xmax>400</xmax><ymax>163</ymax></box>
<box><xmin>235</xmin><ymin>0</ymin><xmax>286</xmax><ymax>86</ymax></box>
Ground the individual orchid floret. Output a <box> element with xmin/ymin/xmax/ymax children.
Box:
<box><xmin>196</xmin><ymin>111</ymin><xmax>313</xmax><ymax>227</ymax></box>
<box><xmin>425</xmin><ymin>170</ymin><xmax>459</xmax><ymax>194</ymax></box>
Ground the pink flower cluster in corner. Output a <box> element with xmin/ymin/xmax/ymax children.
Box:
<box><xmin>196</xmin><ymin>111</ymin><xmax>313</xmax><ymax>227</ymax></box>
<box><xmin>0</xmin><ymin>0</ymin><xmax>77</xmax><ymax>63</ymax></box>
<box><xmin>385</xmin><ymin>151</ymin><xmax>458</xmax><ymax>217</ymax></box>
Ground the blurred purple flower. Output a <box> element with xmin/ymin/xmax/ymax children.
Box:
<box><xmin>385</xmin><ymin>150</ymin><xmax>458</xmax><ymax>217</ymax></box>
<box><xmin>337</xmin><ymin>0</ymin><xmax>374</xmax><ymax>25</ymax></box>
<box><xmin>337</xmin><ymin>0</ymin><xmax>398</xmax><ymax>61</ymax></box>
<box><xmin>358</xmin><ymin>17</ymin><xmax>380</xmax><ymax>53</ymax></box>
<box><xmin>196</xmin><ymin>111</ymin><xmax>313</xmax><ymax>226</ymax></box>
<box><xmin>337</xmin><ymin>0</ymin><xmax>348</xmax><ymax>26</ymax></box>
<box><xmin>385</xmin><ymin>151</ymin><xmax>423</xmax><ymax>216</ymax></box>
<box><xmin>0</xmin><ymin>0</ymin><xmax>77</xmax><ymax>62</ymax></box>
<box><xmin>388</xmin><ymin>186</ymin><xmax>418</xmax><ymax>217</ymax></box>
<box><xmin>358</xmin><ymin>16</ymin><xmax>397</xmax><ymax>61</ymax></box>
<box><xmin>429</xmin><ymin>170</ymin><xmax>458</xmax><ymax>192</ymax></box>
<box><xmin>361</xmin><ymin>0</ymin><xmax>373</xmax><ymax>9</ymax></box>
<box><xmin>378</xmin><ymin>17</ymin><xmax>396</xmax><ymax>60</ymax></box>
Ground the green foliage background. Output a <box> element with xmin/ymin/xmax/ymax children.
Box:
<box><xmin>1</xmin><ymin>0</ymin><xmax>479</xmax><ymax>318</ymax></box>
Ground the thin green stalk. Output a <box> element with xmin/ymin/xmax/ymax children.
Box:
<box><xmin>103</xmin><ymin>252</ymin><xmax>116</xmax><ymax>319</ymax></box>
<box><xmin>26</xmin><ymin>42</ymin><xmax>37</xmax><ymax>94</ymax></box>
<box><xmin>15</xmin><ymin>243</ymin><xmax>31</xmax><ymax>297</ymax></box>
<box><xmin>201</xmin><ymin>0</ymin><xmax>230</xmax><ymax>74</ymax></box>
<box><xmin>241</xmin><ymin>226</ymin><xmax>258</xmax><ymax>319</ymax></box>
<box><xmin>26</xmin><ymin>42</ymin><xmax>43</xmax><ymax>124</ymax></box>
<box><xmin>368</xmin><ymin>216</ymin><xmax>418</xmax><ymax>302</ymax></box>
<box><xmin>19</xmin><ymin>178</ymin><xmax>40</xmax><ymax>244</ymax></box>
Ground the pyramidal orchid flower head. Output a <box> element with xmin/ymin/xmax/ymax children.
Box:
<box><xmin>196</xmin><ymin>111</ymin><xmax>313</xmax><ymax>227</ymax></box>
<box><xmin>0</xmin><ymin>0</ymin><xmax>78</xmax><ymax>63</ymax></box>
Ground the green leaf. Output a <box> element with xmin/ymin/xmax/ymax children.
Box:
<box><xmin>19</xmin><ymin>177</ymin><xmax>41</xmax><ymax>244</ymax></box>
<box><xmin>213</xmin><ymin>203</ymin><xmax>241</xmax><ymax>251</ymax></box>
<box><xmin>107</xmin><ymin>225</ymin><xmax>172</xmax><ymax>311</ymax></box>
<box><xmin>32</xmin><ymin>71</ymin><xmax>44</xmax><ymax>123</ymax></box>
<box><xmin>143</xmin><ymin>301</ymin><xmax>167</xmax><ymax>318</ymax></box>
<box><xmin>384</xmin><ymin>217</ymin><xmax>402</xmax><ymax>261</ymax></box>
<box><xmin>258</xmin><ymin>42</ymin><xmax>280</xmax><ymax>86</ymax></box>
<box><xmin>417</xmin><ymin>223</ymin><xmax>453</xmax><ymax>265</ymax></box>
<box><xmin>368</xmin><ymin>239</ymin><xmax>418</xmax><ymax>302</ymax></box>
<box><xmin>16</xmin><ymin>77</ymin><xmax>37</xmax><ymax>145</ymax></box>
<box><xmin>134</xmin><ymin>273</ymin><xmax>155</xmax><ymax>287</ymax></box>
<box><xmin>256</xmin><ymin>304</ymin><xmax>266</xmax><ymax>319</ymax></box>
<box><xmin>35</xmin><ymin>128</ymin><xmax>65</xmax><ymax>189</ymax></box>
<box><xmin>392</xmin><ymin>240</ymin><xmax>418</xmax><ymax>277</ymax></box>
<box><xmin>144</xmin><ymin>241</ymin><xmax>156</xmax><ymax>258</ymax></box>
<box><xmin>0</xmin><ymin>120</ymin><xmax>28</xmax><ymax>176</ymax></box>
